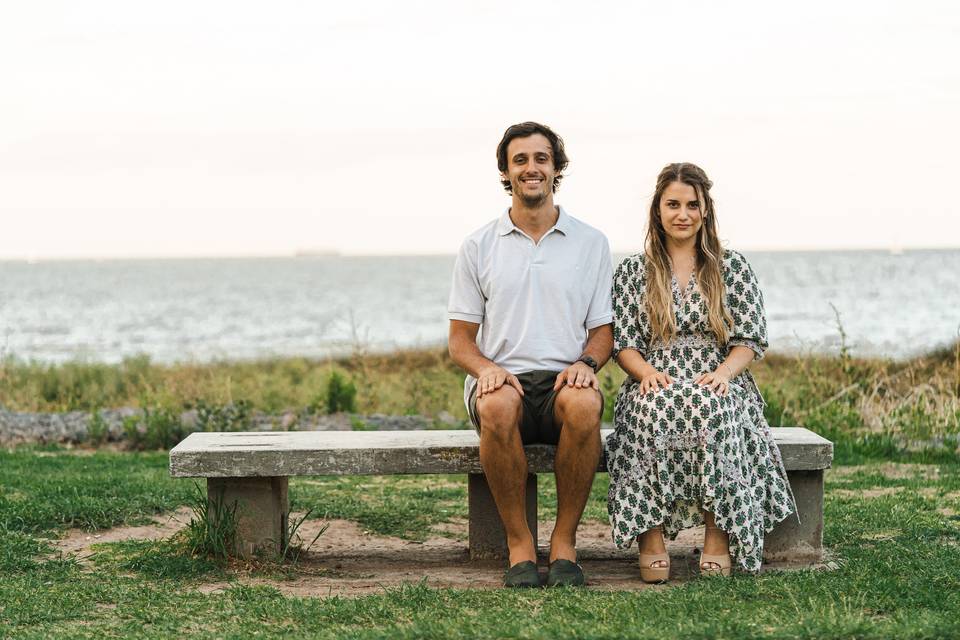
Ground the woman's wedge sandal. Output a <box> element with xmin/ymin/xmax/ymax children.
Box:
<box><xmin>700</xmin><ymin>527</ymin><xmax>732</xmax><ymax>576</ymax></box>
<box><xmin>639</xmin><ymin>551</ymin><xmax>670</xmax><ymax>583</ymax></box>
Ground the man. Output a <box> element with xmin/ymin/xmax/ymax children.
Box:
<box><xmin>448</xmin><ymin>122</ymin><xmax>614</xmax><ymax>588</ymax></box>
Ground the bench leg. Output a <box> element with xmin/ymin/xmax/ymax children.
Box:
<box><xmin>763</xmin><ymin>469</ymin><xmax>824</xmax><ymax>563</ymax></box>
<box><xmin>207</xmin><ymin>477</ymin><xmax>289</xmax><ymax>559</ymax></box>
<box><xmin>468</xmin><ymin>472</ymin><xmax>537</xmax><ymax>560</ymax></box>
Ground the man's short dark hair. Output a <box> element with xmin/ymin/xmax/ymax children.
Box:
<box><xmin>496</xmin><ymin>122</ymin><xmax>569</xmax><ymax>194</ymax></box>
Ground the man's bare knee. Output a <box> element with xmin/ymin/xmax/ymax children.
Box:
<box><xmin>477</xmin><ymin>386</ymin><xmax>522</xmax><ymax>437</ymax></box>
<box><xmin>555</xmin><ymin>388</ymin><xmax>602</xmax><ymax>432</ymax></box>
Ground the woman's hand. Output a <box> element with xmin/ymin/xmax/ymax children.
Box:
<box><xmin>638</xmin><ymin>369</ymin><xmax>673</xmax><ymax>395</ymax></box>
<box><xmin>695</xmin><ymin>369</ymin><xmax>730</xmax><ymax>396</ymax></box>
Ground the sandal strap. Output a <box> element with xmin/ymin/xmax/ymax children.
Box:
<box><xmin>699</xmin><ymin>553</ymin><xmax>731</xmax><ymax>569</ymax></box>
<box><xmin>639</xmin><ymin>552</ymin><xmax>670</xmax><ymax>568</ymax></box>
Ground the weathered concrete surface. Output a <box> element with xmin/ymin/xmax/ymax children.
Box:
<box><xmin>468</xmin><ymin>473</ymin><xmax>537</xmax><ymax>560</ymax></box>
<box><xmin>208</xmin><ymin>476</ymin><xmax>288</xmax><ymax>558</ymax></box>
<box><xmin>775</xmin><ymin>428</ymin><xmax>835</xmax><ymax>471</ymax></box>
<box><xmin>763</xmin><ymin>470</ymin><xmax>825</xmax><ymax>562</ymax></box>
<box><xmin>170</xmin><ymin>427</ymin><xmax>832</xmax><ymax>477</ymax></box>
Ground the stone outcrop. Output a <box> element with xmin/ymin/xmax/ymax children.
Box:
<box><xmin>0</xmin><ymin>405</ymin><xmax>464</xmax><ymax>446</ymax></box>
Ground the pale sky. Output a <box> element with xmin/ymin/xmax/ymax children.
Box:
<box><xmin>2</xmin><ymin>0</ymin><xmax>958</xmax><ymax>259</ymax></box>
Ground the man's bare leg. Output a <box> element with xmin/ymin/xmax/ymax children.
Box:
<box><xmin>550</xmin><ymin>387</ymin><xmax>603</xmax><ymax>563</ymax></box>
<box><xmin>476</xmin><ymin>386</ymin><xmax>536</xmax><ymax>566</ymax></box>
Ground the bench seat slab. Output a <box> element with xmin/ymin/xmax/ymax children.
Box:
<box><xmin>169</xmin><ymin>427</ymin><xmax>833</xmax><ymax>477</ymax></box>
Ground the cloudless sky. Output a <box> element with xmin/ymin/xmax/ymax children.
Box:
<box><xmin>2</xmin><ymin>0</ymin><xmax>958</xmax><ymax>259</ymax></box>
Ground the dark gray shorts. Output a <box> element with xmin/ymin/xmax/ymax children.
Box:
<box><xmin>468</xmin><ymin>370</ymin><xmax>603</xmax><ymax>445</ymax></box>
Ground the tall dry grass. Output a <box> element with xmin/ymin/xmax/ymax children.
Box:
<box><xmin>1</xmin><ymin>342</ymin><xmax>957</xmax><ymax>461</ymax></box>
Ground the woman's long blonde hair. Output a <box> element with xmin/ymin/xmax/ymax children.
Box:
<box><xmin>644</xmin><ymin>162</ymin><xmax>732</xmax><ymax>346</ymax></box>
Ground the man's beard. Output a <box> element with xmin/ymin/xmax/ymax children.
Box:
<box><xmin>516</xmin><ymin>180</ymin><xmax>549</xmax><ymax>208</ymax></box>
<box><xmin>519</xmin><ymin>191</ymin><xmax>548</xmax><ymax>207</ymax></box>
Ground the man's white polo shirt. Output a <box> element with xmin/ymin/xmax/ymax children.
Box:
<box><xmin>448</xmin><ymin>206</ymin><xmax>614</xmax><ymax>408</ymax></box>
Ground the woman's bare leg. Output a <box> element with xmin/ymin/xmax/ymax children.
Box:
<box><xmin>701</xmin><ymin>510</ymin><xmax>730</xmax><ymax>570</ymax></box>
<box><xmin>638</xmin><ymin>525</ymin><xmax>668</xmax><ymax>568</ymax></box>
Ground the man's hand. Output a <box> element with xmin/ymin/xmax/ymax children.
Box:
<box><xmin>554</xmin><ymin>361</ymin><xmax>599</xmax><ymax>391</ymax></box>
<box><xmin>476</xmin><ymin>365</ymin><xmax>524</xmax><ymax>399</ymax></box>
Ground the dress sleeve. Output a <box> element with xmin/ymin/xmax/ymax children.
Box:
<box><xmin>724</xmin><ymin>251</ymin><xmax>768</xmax><ymax>360</ymax></box>
<box><xmin>613</xmin><ymin>256</ymin><xmax>648</xmax><ymax>358</ymax></box>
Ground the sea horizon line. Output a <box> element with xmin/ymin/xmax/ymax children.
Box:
<box><xmin>2</xmin><ymin>245</ymin><xmax>959</xmax><ymax>263</ymax></box>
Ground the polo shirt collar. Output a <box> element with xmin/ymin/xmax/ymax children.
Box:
<box><xmin>553</xmin><ymin>207</ymin><xmax>571</xmax><ymax>234</ymax></box>
<box><xmin>496</xmin><ymin>210</ymin><xmax>516</xmax><ymax>236</ymax></box>
<box><xmin>497</xmin><ymin>206</ymin><xmax>571</xmax><ymax>236</ymax></box>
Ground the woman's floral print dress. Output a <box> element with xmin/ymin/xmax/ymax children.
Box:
<box><xmin>605</xmin><ymin>250</ymin><xmax>796</xmax><ymax>572</ymax></box>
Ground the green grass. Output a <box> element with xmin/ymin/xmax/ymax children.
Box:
<box><xmin>2</xmin><ymin>448</ymin><xmax>960</xmax><ymax>638</ymax></box>
<box><xmin>0</xmin><ymin>448</ymin><xmax>194</xmax><ymax>534</ymax></box>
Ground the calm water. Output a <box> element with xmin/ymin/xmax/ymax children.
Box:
<box><xmin>1</xmin><ymin>250</ymin><xmax>957</xmax><ymax>364</ymax></box>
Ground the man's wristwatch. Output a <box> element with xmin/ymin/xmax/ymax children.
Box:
<box><xmin>577</xmin><ymin>355</ymin><xmax>598</xmax><ymax>373</ymax></box>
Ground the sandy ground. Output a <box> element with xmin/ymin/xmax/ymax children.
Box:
<box><xmin>51</xmin><ymin>512</ymin><xmax>830</xmax><ymax>597</ymax></box>
<box><xmin>53</xmin><ymin>506</ymin><xmax>195</xmax><ymax>562</ymax></box>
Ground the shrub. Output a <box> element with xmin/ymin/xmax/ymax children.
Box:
<box><xmin>124</xmin><ymin>405</ymin><xmax>188</xmax><ymax>450</ymax></box>
<box><xmin>194</xmin><ymin>399</ymin><xmax>252</xmax><ymax>432</ymax></box>
<box><xmin>326</xmin><ymin>370</ymin><xmax>357</xmax><ymax>414</ymax></box>
<box><xmin>86</xmin><ymin>409</ymin><xmax>109</xmax><ymax>445</ymax></box>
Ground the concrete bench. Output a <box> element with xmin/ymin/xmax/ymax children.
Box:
<box><xmin>169</xmin><ymin>427</ymin><xmax>833</xmax><ymax>562</ymax></box>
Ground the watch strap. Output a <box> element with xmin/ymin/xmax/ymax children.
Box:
<box><xmin>577</xmin><ymin>356</ymin><xmax>598</xmax><ymax>373</ymax></box>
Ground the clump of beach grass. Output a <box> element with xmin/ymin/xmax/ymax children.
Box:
<box><xmin>755</xmin><ymin>343</ymin><xmax>959</xmax><ymax>462</ymax></box>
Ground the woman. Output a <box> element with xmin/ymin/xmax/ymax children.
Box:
<box><xmin>605</xmin><ymin>162</ymin><xmax>795</xmax><ymax>580</ymax></box>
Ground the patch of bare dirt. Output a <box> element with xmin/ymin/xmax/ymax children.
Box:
<box><xmin>832</xmin><ymin>487</ymin><xmax>903</xmax><ymax>499</ymax></box>
<box><xmin>828</xmin><ymin>464</ymin><xmax>941</xmax><ymax>481</ymax></box>
<box><xmin>424</xmin><ymin>518</ymin><xmax>468</xmax><ymax>540</ymax></box>
<box><xmin>50</xmin><ymin>506</ymin><xmax>195</xmax><ymax>562</ymax></box>
<box><xmin>48</xmin><ymin>511</ymin><xmax>829</xmax><ymax>597</ymax></box>
<box><xmin>863</xmin><ymin>530</ymin><xmax>901</xmax><ymax>541</ymax></box>
<box><xmin>204</xmin><ymin>518</ymin><xmax>827</xmax><ymax>597</ymax></box>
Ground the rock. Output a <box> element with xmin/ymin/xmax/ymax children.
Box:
<box><xmin>436</xmin><ymin>411</ymin><xmax>458</xmax><ymax>426</ymax></box>
<box><xmin>0</xmin><ymin>405</ymin><xmax>452</xmax><ymax>446</ymax></box>
<box><xmin>362</xmin><ymin>413</ymin><xmax>432</xmax><ymax>431</ymax></box>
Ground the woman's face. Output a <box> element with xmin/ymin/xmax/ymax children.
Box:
<box><xmin>658</xmin><ymin>180</ymin><xmax>703</xmax><ymax>245</ymax></box>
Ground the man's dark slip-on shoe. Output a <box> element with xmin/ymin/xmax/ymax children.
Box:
<box><xmin>546</xmin><ymin>559</ymin><xmax>586</xmax><ymax>587</ymax></box>
<box><xmin>504</xmin><ymin>561</ymin><xmax>541</xmax><ymax>588</ymax></box>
